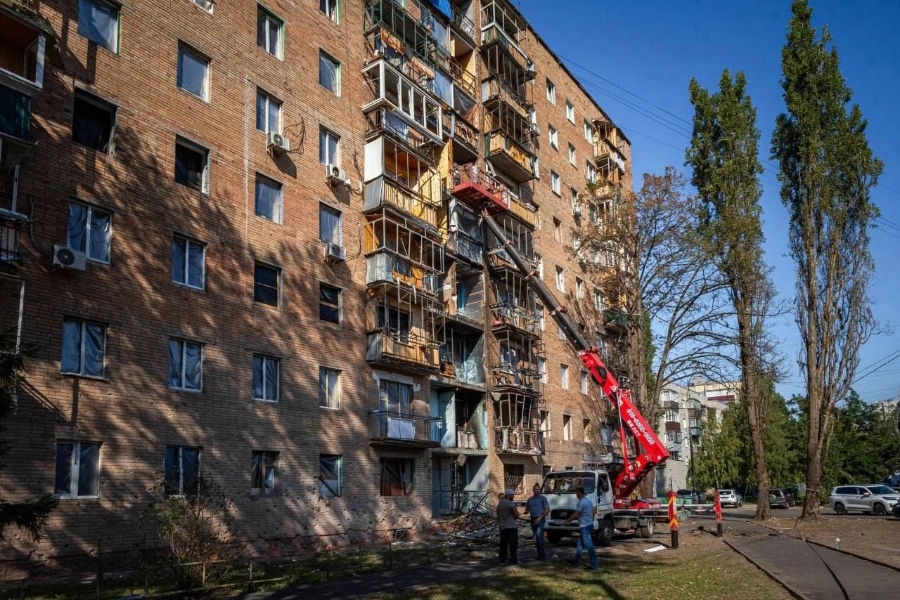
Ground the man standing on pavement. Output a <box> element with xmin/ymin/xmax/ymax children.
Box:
<box><xmin>562</xmin><ymin>486</ymin><xmax>598</xmax><ymax>570</ymax></box>
<box><xmin>524</xmin><ymin>483</ymin><xmax>550</xmax><ymax>561</ymax></box>
<box><xmin>497</xmin><ymin>488</ymin><xmax>520</xmax><ymax>565</ymax></box>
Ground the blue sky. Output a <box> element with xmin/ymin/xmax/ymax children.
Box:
<box><xmin>516</xmin><ymin>0</ymin><xmax>900</xmax><ymax>402</ymax></box>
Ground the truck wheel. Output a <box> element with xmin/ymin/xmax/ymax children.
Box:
<box><xmin>547</xmin><ymin>531</ymin><xmax>562</xmax><ymax>544</ymax></box>
<box><xmin>639</xmin><ymin>519</ymin><xmax>655</xmax><ymax>538</ymax></box>
<box><xmin>597</xmin><ymin>519</ymin><xmax>614</xmax><ymax>547</ymax></box>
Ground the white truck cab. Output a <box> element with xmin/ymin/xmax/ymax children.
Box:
<box><xmin>541</xmin><ymin>469</ymin><xmax>657</xmax><ymax>545</ymax></box>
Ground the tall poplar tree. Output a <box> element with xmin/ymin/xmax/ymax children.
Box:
<box><xmin>772</xmin><ymin>0</ymin><xmax>882</xmax><ymax>518</ymax></box>
<box><xmin>687</xmin><ymin>70</ymin><xmax>776</xmax><ymax>519</ymax></box>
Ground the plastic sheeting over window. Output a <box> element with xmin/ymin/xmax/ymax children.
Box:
<box><xmin>61</xmin><ymin>319</ymin><xmax>106</xmax><ymax>377</ymax></box>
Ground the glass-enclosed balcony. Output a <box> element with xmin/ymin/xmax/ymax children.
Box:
<box><xmin>364</xmin><ymin>0</ymin><xmax>438</xmax><ymax>67</ymax></box>
<box><xmin>363</xmin><ymin>59</ymin><xmax>442</xmax><ymax>141</ymax></box>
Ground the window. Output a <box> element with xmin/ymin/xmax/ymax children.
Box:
<box><xmin>172</xmin><ymin>236</ymin><xmax>205</xmax><ymax>290</ymax></box>
<box><xmin>557</xmin><ymin>325</ymin><xmax>566</xmax><ymax>340</ymax></box>
<box><xmin>535</xmin><ymin>253</ymin><xmax>543</xmax><ymax>279</ymax></box>
<box><xmin>550</xmin><ymin>171</ymin><xmax>560</xmax><ymax>195</ymax></box>
<box><xmin>250</xmin><ymin>450</ymin><xmax>278</xmax><ymax>495</ymax></box>
<box><xmin>174</xmin><ymin>138</ymin><xmax>209</xmax><ymax>193</ymax></box>
<box><xmin>548</xmin><ymin>126</ymin><xmax>558</xmax><ymax>150</ymax></box>
<box><xmin>546</xmin><ymin>79</ymin><xmax>556</xmax><ymax>105</ymax></box>
<box><xmin>560</xmin><ymin>364</ymin><xmax>569</xmax><ymax>390</ymax></box>
<box><xmin>255</xmin><ymin>174</ymin><xmax>283</xmax><ymax>223</ymax></box>
<box><xmin>571</xmin><ymin>187</ymin><xmax>580</xmax><ymax>209</ymax></box>
<box><xmin>319</xmin><ymin>51</ymin><xmax>341</xmax><ymax>95</ymax></box>
<box><xmin>256</xmin><ymin>90</ymin><xmax>281</xmax><ymax>133</ymax></box>
<box><xmin>252</xmin><ymin>355</ymin><xmax>280</xmax><ymax>402</ymax></box>
<box><xmin>594</xmin><ymin>288</ymin><xmax>604</xmax><ymax>311</ymax></box>
<box><xmin>536</xmin><ymin>303</ymin><xmax>545</xmax><ymax>331</ymax></box>
<box><xmin>568</xmin><ymin>144</ymin><xmax>576</xmax><ymax>166</ymax></box>
<box><xmin>164</xmin><ymin>446</ymin><xmax>200</xmax><ymax>497</ymax></box>
<box><xmin>504</xmin><ymin>464</ymin><xmax>525</xmax><ymax>495</ymax></box>
<box><xmin>169</xmin><ymin>338</ymin><xmax>203</xmax><ymax>391</ymax></box>
<box><xmin>320</xmin><ymin>0</ymin><xmax>340</xmax><ymax>22</ymax></box>
<box><xmin>377</xmin><ymin>304</ymin><xmax>410</xmax><ymax>338</ymax></box>
<box><xmin>78</xmin><ymin>0</ymin><xmax>119</xmax><ymax>52</ymax></box>
<box><xmin>193</xmin><ymin>0</ymin><xmax>214</xmax><ymax>13</ymax></box>
<box><xmin>553</xmin><ymin>217</ymin><xmax>561</xmax><ymax>242</ymax></box>
<box><xmin>67</xmin><ymin>203</ymin><xmax>111</xmax><ymax>263</ymax></box>
<box><xmin>257</xmin><ymin>6</ymin><xmax>283</xmax><ymax>58</ymax></box>
<box><xmin>586</xmin><ymin>161</ymin><xmax>597</xmax><ymax>184</ymax></box>
<box><xmin>379</xmin><ymin>379</ymin><xmax>412</xmax><ymax>414</ymax></box>
<box><xmin>555</xmin><ymin>266</ymin><xmax>564</xmax><ymax>292</ymax></box>
<box><xmin>61</xmin><ymin>319</ymin><xmax>106</xmax><ymax>378</ymax></box>
<box><xmin>583</xmin><ymin>418</ymin><xmax>592</xmax><ymax>441</ymax></box>
<box><xmin>563</xmin><ymin>414</ymin><xmax>573</xmax><ymax>441</ymax></box>
<box><xmin>576</xmin><ymin>277</ymin><xmax>584</xmax><ymax>299</ymax></box>
<box><xmin>319</xmin><ymin>454</ymin><xmax>343</xmax><ymax>497</ymax></box>
<box><xmin>566</xmin><ymin>101</ymin><xmax>575</xmax><ymax>123</ymax></box>
<box><xmin>538</xmin><ymin>357</ymin><xmax>547</xmax><ymax>383</ymax></box>
<box><xmin>319</xmin><ymin>283</ymin><xmax>342</xmax><ymax>323</ymax></box>
<box><xmin>380</xmin><ymin>458</ymin><xmax>414</xmax><ymax>496</ymax></box>
<box><xmin>584</xmin><ymin>119</ymin><xmax>593</xmax><ymax>142</ymax></box>
<box><xmin>319</xmin><ymin>367</ymin><xmax>341</xmax><ymax>409</ymax></box>
<box><xmin>581</xmin><ymin>371</ymin><xmax>589</xmax><ymax>395</ymax></box>
<box><xmin>54</xmin><ymin>441</ymin><xmax>100</xmax><ymax>498</ymax></box>
<box><xmin>319</xmin><ymin>128</ymin><xmax>340</xmax><ymax>166</ymax></box>
<box><xmin>540</xmin><ymin>410</ymin><xmax>550</xmax><ymax>438</ymax></box>
<box><xmin>254</xmin><ymin>263</ymin><xmax>281</xmax><ymax>307</ymax></box>
<box><xmin>72</xmin><ymin>92</ymin><xmax>116</xmax><ymax>152</ymax></box>
<box><xmin>177</xmin><ymin>45</ymin><xmax>210</xmax><ymax>100</ymax></box>
<box><xmin>319</xmin><ymin>204</ymin><xmax>343</xmax><ymax>245</ymax></box>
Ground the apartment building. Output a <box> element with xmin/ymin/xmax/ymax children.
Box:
<box><xmin>0</xmin><ymin>0</ymin><xmax>631</xmax><ymax>569</ymax></box>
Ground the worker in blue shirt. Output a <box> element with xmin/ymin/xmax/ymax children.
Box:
<box><xmin>563</xmin><ymin>486</ymin><xmax>598</xmax><ymax>570</ymax></box>
<box><xmin>524</xmin><ymin>483</ymin><xmax>550</xmax><ymax>560</ymax></box>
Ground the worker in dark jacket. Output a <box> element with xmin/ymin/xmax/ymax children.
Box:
<box><xmin>497</xmin><ymin>489</ymin><xmax>520</xmax><ymax>565</ymax></box>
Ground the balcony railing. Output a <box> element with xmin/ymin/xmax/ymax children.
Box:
<box><xmin>367</xmin><ymin>329</ymin><xmax>441</xmax><ymax>373</ymax></box>
<box><xmin>508</xmin><ymin>195</ymin><xmax>536</xmax><ymax>227</ymax></box>
<box><xmin>490</xmin><ymin>304</ymin><xmax>539</xmax><ymax>336</ymax></box>
<box><xmin>485</xmin><ymin>131</ymin><xmax>535</xmax><ymax>182</ymax></box>
<box><xmin>0</xmin><ymin>84</ymin><xmax>32</xmax><ymax>140</ymax></box>
<box><xmin>446</xmin><ymin>56</ymin><xmax>477</xmax><ymax>98</ymax></box>
<box><xmin>448</xmin><ymin>114</ymin><xmax>479</xmax><ymax>153</ymax></box>
<box><xmin>450</xmin><ymin>4</ymin><xmax>476</xmax><ymax>40</ymax></box>
<box><xmin>366</xmin><ymin>108</ymin><xmax>438</xmax><ymax>165</ymax></box>
<box><xmin>365</xmin><ymin>0</ymin><xmax>437</xmax><ymax>67</ymax></box>
<box><xmin>603</xmin><ymin>308</ymin><xmax>628</xmax><ymax>332</ymax></box>
<box><xmin>445</xmin><ymin>230</ymin><xmax>483</xmax><ymax>264</ymax></box>
<box><xmin>366</xmin><ymin>250</ymin><xmax>440</xmax><ymax>295</ymax></box>
<box><xmin>491</xmin><ymin>365</ymin><xmax>541</xmax><ymax>394</ymax></box>
<box><xmin>363</xmin><ymin>59</ymin><xmax>442</xmax><ymax>142</ymax></box>
<box><xmin>451</xmin><ymin>163</ymin><xmax>510</xmax><ymax>213</ymax></box>
<box><xmin>365</xmin><ymin>175</ymin><xmax>441</xmax><ymax>228</ymax></box>
<box><xmin>482</xmin><ymin>77</ymin><xmax>529</xmax><ymax>115</ymax></box>
<box><xmin>369</xmin><ymin>411</ymin><xmax>443</xmax><ymax>448</ymax></box>
<box><xmin>480</xmin><ymin>23</ymin><xmax>531</xmax><ymax>77</ymax></box>
<box><xmin>494</xmin><ymin>426</ymin><xmax>543</xmax><ymax>455</ymax></box>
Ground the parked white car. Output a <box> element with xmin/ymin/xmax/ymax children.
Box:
<box><xmin>829</xmin><ymin>485</ymin><xmax>900</xmax><ymax>516</ymax></box>
<box><xmin>718</xmin><ymin>489</ymin><xmax>742</xmax><ymax>508</ymax></box>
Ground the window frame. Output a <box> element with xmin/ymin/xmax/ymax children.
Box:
<box><xmin>318</xmin><ymin>50</ymin><xmax>341</xmax><ymax>95</ymax></box>
<box><xmin>253</xmin><ymin>262</ymin><xmax>282</xmax><ymax>308</ymax></box>
<box><xmin>67</xmin><ymin>202</ymin><xmax>112</xmax><ymax>263</ymax></box>
<box><xmin>560</xmin><ymin>364</ymin><xmax>569</xmax><ymax>390</ymax></box>
<box><xmin>255</xmin><ymin>89</ymin><xmax>282</xmax><ymax>134</ymax></box>
<box><xmin>61</xmin><ymin>318</ymin><xmax>107</xmax><ymax>378</ymax></box>
<box><xmin>548</xmin><ymin>125</ymin><xmax>558</xmax><ymax>150</ymax></box>
<box><xmin>319</xmin><ymin>127</ymin><xmax>340</xmax><ymax>166</ymax></box>
<box><xmin>566</xmin><ymin>100</ymin><xmax>575</xmax><ymax>124</ymax></box>
<box><xmin>319</xmin><ymin>453</ymin><xmax>343</xmax><ymax>497</ymax></box>
<box><xmin>168</xmin><ymin>337</ymin><xmax>204</xmax><ymax>392</ymax></box>
<box><xmin>250</xmin><ymin>450</ymin><xmax>279</xmax><ymax>496</ymax></box>
<box><xmin>172</xmin><ymin>235</ymin><xmax>206</xmax><ymax>290</ymax></box>
<box><xmin>257</xmin><ymin>5</ymin><xmax>284</xmax><ymax>59</ymax></box>
<box><xmin>54</xmin><ymin>440</ymin><xmax>101</xmax><ymax>499</ymax></box>
<box><xmin>320</xmin><ymin>0</ymin><xmax>340</xmax><ymax>23</ymax></box>
<box><xmin>319</xmin><ymin>282</ymin><xmax>342</xmax><ymax>324</ymax></box>
<box><xmin>555</xmin><ymin>265</ymin><xmax>564</xmax><ymax>292</ymax></box>
<box><xmin>72</xmin><ymin>90</ymin><xmax>117</xmax><ymax>154</ymax></box>
<box><xmin>546</xmin><ymin>78</ymin><xmax>556</xmax><ymax>105</ymax></box>
<box><xmin>563</xmin><ymin>414</ymin><xmax>573</xmax><ymax>441</ymax></box>
<box><xmin>539</xmin><ymin>409</ymin><xmax>550</xmax><ymax>438</ymax></box>
<box><xmin>380</xmin><ymin>457</ymin><xmax>414</xmax><ymax>497</ymax></box>
<box><xmin>164</xmin><ymin>445</ymin><xmax>201</xmax><ymax>497</ymax></box>
<box><xmin>319</xmin><ymin>203</ymin><xmax>343</xmax><ymax>245</ymax></box>
<box><xmin>576</xmin><ymin>277</ymin><xmax>584</xmax><ymax>299</ymax></box>
<box><xmin>77</xmin><ymin>0</ymin><xmax>120</xmax><ymax>53</ymax></box>
<box><xmin>176</xmin><ymin>44</ymin><xmax>210</xmax><ymax>101</ymax></box>
<box><xmin>193</xmin><ymin>0</ymin><xmax>214</xmax><ymax>13</ymax></box>
<box><xmin>550</xmin><ymin>170</ymin><xmax>560</xmax><ymax>195</ymax></box>
<box><xmin>319</xmin><ymin>366</ymin><xmax>342</xmax><ymax>409</ymax></box>
<box><xmin>568</xmin><ymin>143</ymin><xmax>576</xmax><ymax>166</ymax></box>
<box><xmin>580</xmin><ymin>370</ymin><xmax>589</xmax><ymax>395</ymax></box>
<box><xmin>254</xmin><ymin>173</ymin><xmax>284</xmax><ymax>224</ymax></box>
<box><xmin>252</xmin><ymin>354</ymin><xmax>281</xmax><ymax>402</ymax></box>
<box><xmin>174</xmin><ymin>137</ymin><xmax>210</xmax><ymax>193</ymax></box>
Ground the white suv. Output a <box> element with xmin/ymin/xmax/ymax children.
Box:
<box><xmin>718</xmin><ymin>489</ymin><xmax>742</xmax><ymax>508</ymax></box>
<box><xmin>829</xmin><ymin>485</ymin><xmax>900</xmax><ymax>516</ymax></box>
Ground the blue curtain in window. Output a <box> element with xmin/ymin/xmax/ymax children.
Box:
<box><xmin>433</xmin><ymin>71</ymin><xmax>452</xmax><ymax>105</ymax></box>
<box><xmin>168</xmin><ymin>340</ymin><xmax>183</xmax><ymax>388</ymax></box>
<box><xmin>67</xmin><ymin>204</ymin><xmax>87</xmax><ymax>253</ymax></box>
<box><xmin>77</xmin><ymin>443</ymin><xmax>99</xmax><ymax>496</ymax></box>
<box><xmin>423</xmin><ymin>0</ymin><xmax>451</xmax><ymax>19</ymax></box>
<box><xmin>319</xmin><ymin>206</ymin><xmax>341</xmax><ymax>244</ymax></box>
<box><xmin>187</xmin><ymin>243</ymin><xmax>204</xmax><ymax>288</ymax></box>
<box><xmin>184</xmin><ymin>342</ymin><xmax>202</xmax><ymax>390</ymax></box>
<box><xmin>61</xmin><ymin>320</ymin><xmax>82</xmax><ymax>374</ymax></box>
<box><xmin>78</xmin><ymin>0</ymin><xmax>118</xmax><ymax>51</ymax></box>
<box><xmin>89</xmin><ymin>210</ymin><xmax>110</xmax><ymax>262</ymax></box>
<box><xmin>83</xmin><ymin>323</ymin><xmax>105</xmax><ymax>377</ymax></box>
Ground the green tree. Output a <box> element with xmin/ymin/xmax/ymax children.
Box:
<box><xmin>687</xmin><ymin>69</ymin><xmax>777</xmax><ymax>519</ymax></box>
<box><xmin>771</xmin><ymin>0</ymin><xmax>883</xmax><ymax>519</ymax></box>
<box><xmin>0</xmin><ymin>331</ymin><xmax>56</xmax><ymax>541</ymax></box>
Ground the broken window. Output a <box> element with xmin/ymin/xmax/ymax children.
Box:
<box><xmin>164</xmin><ymin>445</ymin><xmax>200</xmax><ymax>497</ymax></box>
<box><xmin>503</xmin><ymin>464</ymin><xmax>525</xmax><ymax>495</ymax></box>
<box><xmin>380</xmin><ymin>458</ymin><xmax>414</xmax><ymax>496</ymax></box>
<box><xmin>319</xmin><ymin>367</ymin><xmax>341</xmax><ymax>409</ymax></box>
<box><xmin>250</xmin><ymin>450</ymin><xmax>278</xmax><ymax>495</ymax></box>
<box><xmin>319</xmin><ymin>454</ymin><xmax>342</xmax><ymax>497</ymax></box>
<box><xmin>54</xmin><ymin>441</ymin><xmax>100</xmax><ymax>498</ymax></box>
<box><xmin>72</xmin><ymin>91</ymin><xmax>116</xmax><ymax>152</ymax></box>
<box><xmin>175</xmin><ymin>137</ymin><xmax>209</xmax><ymax>192</ymax></box>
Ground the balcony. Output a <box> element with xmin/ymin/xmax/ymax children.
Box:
<box><xmin>451</xmin><ymin>163</ymin><xmax>510</xmax><ymax>213</ymax></box>
<box><xmin>365</xmin><ymin>0</ymin><xmax>438</xmax><ymax>67</ymax></box>
<box><xmin>366</xmin><ymin>251</ymin><xmax>440</xmax><ymax>296</ymax></box>
<box><xmin>482</xmin><ymin>76</ymin><xmax>529</xmax><ymax>115</ymax></box>
<box><xmin>491</xmin><ymin>364</ymin><xmax>541</xmax><ymax>395</ymax></box>
<box><xmin>480</xmin><ymin>24</ymin><xmax>533</xmax><ymax>82</ymax></box>
<box><xmin>445</xmin><ymin>230</ymin><xmax>483</xmax><ymax>264</ymax></box>
<box><xmin>450</xmin><ymin>3</ymin><xmax>476</xmax><ymax>43</ymax></box>
<box><xmin>662</xmin><ymin>400</ymin><xmax>680</xmax><ymax>411</ymax></box>
<box><xmin>494</xmin><ymin>427</ymin><xmax>543</xmax><ymax>455</ymax></box>
<box><xmin>490</xmin><ymin>303</ymin><xmax>539</xmax><ymax>337</ymax></box>
<box><xmin>365</xmin><ymin>175</ymin><xmax>442</xmax><ymax>229</ymax></box>
<box><xmin>363</xmin><ymin>59</ymin><xmax>442</xmax><ymax>142</ymax></box>
<box><xmin>368</xmin><ymin>411</ymin><xmax>443</xmax><ymax>449</ymax></box>
<box><xmin>594</xmin><ymin>146</ymin><xmax>627</xmax><ymax>178</ymax></box>
<box><xmin>1</xmin><ymin>220</ymin><xmax>22</xmax><ymax>264</ymax></box>
<box><xmin>603</xmin><ymin>308</ymin><xmax>628</xmax><ymax>333</ymax></box>
<box><xmin>366</xmin><ymin>108</ymin><xmax>438</xmax><ymax>166</ymax></box>
<box><xmin>367</xmin><ymin>329</ymin><xmax>441</xmax><ymax>374</ymax></box>
<box><xmin>485</xmin><ymin>131</ymin><xmax>535</xmax><ymax>182</ymax></box>
<box><xmin>508</xmin><ymin>195</ymin><xmax>536</xmax><ymax>227</ymax></box>
<box><xmin>445</xmin><ymin>113</ymin><xmax>479</xmax><ymax>158</ymax></box>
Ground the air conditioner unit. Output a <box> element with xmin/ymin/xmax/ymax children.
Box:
<box><xmin>266</xmin><ymin>131</ymin><xmax>290</xmax><ymax>155</ymax></box>
<box><xmin>325</xmin><ymin>164</ymin><xmax>350</xmax><ymax>187</ymax></box>
<box><xmin>52</xmin><ymin>244</ymin><xmax>87</xmax><ymax>271</ymax></box>
<box><xmin>324</xmin><ymin>243</ymin><xmax>346</xmax><ymax>262</ymax></box>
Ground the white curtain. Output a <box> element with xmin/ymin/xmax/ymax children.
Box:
<box><xmin>255</xmin><ymin>176</ymin><xmax>282</xmax><ymax>222</ymax></box>
<box><xmin>253</xmin><ymin>356</ymin><xmax>279</xmax><ymax>401</ymax></box>
<box><xmin>319</xmin><ymin>205</ymin><xmax>342</xmax><ymax>244</ymax></box>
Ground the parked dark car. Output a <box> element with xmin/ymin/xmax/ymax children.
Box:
<box><xmin>893</xmin><ymin>503</ymin><xmax>900</xmax><ymax>519</ymax></box>
<box><xmin>769</xmin><ymin>488</ymin><xmax>790</xmax><ymax>509</ymax></box>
